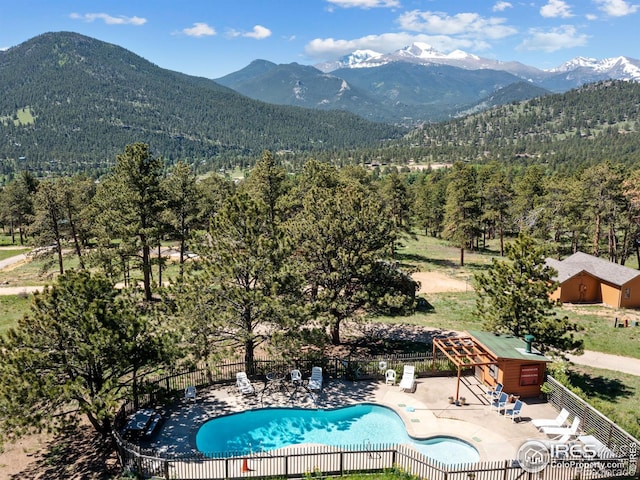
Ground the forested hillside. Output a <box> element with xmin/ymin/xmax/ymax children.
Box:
<box><xmin>404</xmin><ymin>80</ymin><xmax>640</xmax><ymax>171</ymax></box>
<box><xmin>0</xmin><ymin>32</ymin><xmax>404</xmax><ymax>179</ymax></box>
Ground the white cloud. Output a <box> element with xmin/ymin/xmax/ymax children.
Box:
<box><xmin>227</xmin><ymin>25</ymin><xmax>272</xmax><ymax>40</ymax></box>
<box><xmin>586</xmin><ymin>13</ymin><xmax>599</xmax><ymax>19</ymax></box>
<box><xmin>594</xmin><ymin>0</ymin><xmax>639</xmax><ymax>16</ymax></box>
<box><xmin>69</xmin><ymin>12</ymin><xmax>146</xmax><ymax>25</ymax></box>
<box><xmin>181</xmin><ymin>23</ymin><xmax>216</xmax><ymax>37</ymax></box>
<box><xmin>493</xmin><ymin>1</ymin><xmax>513</xmax><ymax>12</ymax></box>
<box><xmin>244</xmin><ymin>25</ymin><xmax>272</xmax><ymax>39</ymax></box>
<box><xmin>326</xmin><ymin>0</ymin><xmax>400</xmax><ymax>8</ymax></box>
<box><xmin>517</xmin><ymin>25</ymin><xmax>588</xmax><ymax>52</ymax></box>
<box><xmin>397</xmin><ymin>10</ymin><xmax>517</xmax><ymax>39</ymax></box>
<box><xmin>305</xmin><ymin>32</ymin><xmax>490</xmax><ymax>59</ymax></box>
<box><xmin>540</xmin><ymin>0</ymin><xmax>573</xmax><ymax>17</ymax></box>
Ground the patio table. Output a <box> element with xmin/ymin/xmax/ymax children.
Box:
<box><xmin>124</xmin><ymin>408</ymin><xmax>155</xmax><ymax>435</ymax></box>
<box><xmin>264</xmin><ymin>371</ymin><xmax>289</xmax><ymax>395</ymax></box>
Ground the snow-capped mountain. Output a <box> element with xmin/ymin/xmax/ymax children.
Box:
<box><xmin>316</xmin><ymin>42</ymin><xmax>546</xmax><ymax>80</ymax></box>
<box><xmin>219</xmin><ymin>44</ymin><xmax>639</xmax><ymax>125</ymax></box>
<box><xmin>548</xmin><ymin>55</ymin><xmax>640</xmax><ymax>81</ymax></box>
<box><xmin>316</xmin><ymin>43</ymin><xmax>640</xmax><ymax>86</ymax></box>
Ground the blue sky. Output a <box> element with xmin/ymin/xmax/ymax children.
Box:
<box><xmin>1</xmin><ymin>0</ymin><xmax>638</xmax><ymax>78</ymax></box>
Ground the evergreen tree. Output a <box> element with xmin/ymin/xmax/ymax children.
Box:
<box><xmin>288</xmin><ymin>161</ymin><xmax>416</xmax><ymax>345</ymax></box>
<box><xmin>0</xmin><ymin>271</ymin><xmax>175</xmax><ymax>444</ymax></box>
<box><xmin>92</xmin><ymin>143</ymin><xmax>166</xmax><ymax>301</ymax></box>
<box><xmin>474</xmin><ymin>234</ymin><xmax>583</xmax><ymax>355</ymax></box>
<box><xmin>173</xmin><ymin>192</ymin><xmax>299</xmax><ymax>372</ymax></box>
<box><xmin>162</xmin><ymin>162</ymin><xmax>201</xmax><ymax>278</ymax></box>
<box><xmin>442</xmin><ymin>162</ymin><xmax>481</xmax><ymax>266</ymax></box>
<box><xmin>31</xmin><ymin>179</ymin><xmax>66</xmax><ymax>273</ymax></box>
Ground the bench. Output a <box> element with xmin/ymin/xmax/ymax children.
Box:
<box><xmin>143</xmin><ymin>413</ymin><xmax>163</xmax><ymax>437</ymax></box>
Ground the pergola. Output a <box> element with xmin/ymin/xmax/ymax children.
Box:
<box><xmin>432</xmin><ymin>335</ymin><xmax>497</xmax><ymax>402</ymax></box>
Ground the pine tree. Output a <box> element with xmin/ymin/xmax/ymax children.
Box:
<box><xmin>474</xmin><ymin>234</ymin><xmax>583</xmax><ymax>355</ymax></box>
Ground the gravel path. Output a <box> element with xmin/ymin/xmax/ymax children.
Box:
<box><xmin>566</xmin><ymin>350</ymin><xmax>640</xmax><ymax>376</ymax></box>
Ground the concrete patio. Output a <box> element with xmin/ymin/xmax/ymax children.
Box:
<box><xmin>139</xmin><ymin>373</ymin><xmax>561</xmax><ymax>463</ymax></box>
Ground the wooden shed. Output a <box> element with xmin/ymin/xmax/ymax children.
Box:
<box><xmin>546</xmin><ymin>252</ymin><xmax>640</xmax><ymax>309</ymax></box>
<box><xmin>434</xmin><ymin>330</ymin><xmax>552</xmax><ymax>400</ymax></box>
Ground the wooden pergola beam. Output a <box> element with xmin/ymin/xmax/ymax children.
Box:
<box><xmin>433</xmin><ymin>335</ymin><xmax>498</xmax><ymax>401</ymax></box>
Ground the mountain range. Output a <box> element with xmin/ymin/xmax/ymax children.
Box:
<box><xmin>1</xmin><ymin>32</ymin><xmax>639</xmax><ymax>177</ymax></box>
<box><xmin>0</xmin><ymin>32</ymin><xmax>404</xmax><ymax>177</ymax></box>
<box><xmin>216</xmin><ymin>42</ymin><xmax>640</xmax><ymax>125</ymax></box>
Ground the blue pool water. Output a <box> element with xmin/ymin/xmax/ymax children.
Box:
<box><xmin>196</xmin><ymin>404</ymin><xmax>479</xmax><ymax>465</ymax></box>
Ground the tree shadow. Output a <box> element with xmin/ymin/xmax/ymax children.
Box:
<box><xmin>567</xmin><ymin>369</ymin><xmax>634</xmax><ymax>402</ymax></box>
<box><xmin>8</xmin><ymin>425</ymin><xmax>120</xmax><ymax>480</ymax></box>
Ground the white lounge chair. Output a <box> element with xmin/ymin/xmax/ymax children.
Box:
<box><xmin>399</xmin><ymin>365</ymin><xmax>416</xmax><ymax>392</ymax></box>
<box><xmin>385</xmin><ymin>369</ymin><xmax>396</xmax><ymax>385</ymax></box>
<box><xmin>308</xmin><ymin>366</ymin><xmax>323</xmax><ymax>391</ymax></box>
<box><xmin>236</xmin><ymin>372</ymin><xmax>255</xmax><ymax>395</ymax></box>
<box><xmin>184</xmin><ymin>385</ymin><xmax>197</xmax><ymax>402</ymax></box>
<box><xmin>504</xmin><ymin>399</ymin><xmax>523</xmax><ymax>422</ymax></box>
<box><xmin>577</xmin><ymin>435</ymin><xmax>616</xmax><ymax>459</ymax></box>
<box><xmin>536</xmin><ymin>433</ymin><xmax>573</xmax><ymax>456</ymax></box>
<box><xmin>542</xmin><ymin>416</ymin><xmax>581</xmax><ymax>439</ymax></box>
<box><xmin>532</xmin><ymin>408</ymin><xmax>570</xmax><ymax>429</ymax></box>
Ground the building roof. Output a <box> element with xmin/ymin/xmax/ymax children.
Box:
<box><xmin>467</xmin><ymin>330</ymin><xmax>552</xmax><ymax>362</ymax></box>
<box><xmin>547</xmin><ymin>251</ymin><xmax>640</xmax><ymax>287</ymax></box>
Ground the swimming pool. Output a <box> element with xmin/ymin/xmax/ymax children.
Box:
<box><xmin>196</xmin><ymin>404</ymin><xmax>479</xmax><ymax>465</ymax></box>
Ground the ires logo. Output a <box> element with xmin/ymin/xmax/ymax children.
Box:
<box><xmin>516</xmin><ymin>440</ymin><xmax>601</xmax><ymax>473</ymax></box>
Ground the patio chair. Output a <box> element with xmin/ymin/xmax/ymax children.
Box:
<box><xmin>236</xmin><ymin>372</ymin><xmax>256</xmax><ymax>395</ymax></box>
<box><xmin>504</xmin><ymin>399</ymin><xmax>523</xmax><ymax>422</ymax></box>
<box><xmin>532</xmin><ymin>408</ymin><xmax>570</xmax><ymax>430</ymax></box>
<box><xmin>399</xmin><ymin>365</ymin><xmax>416</xmax><ymax>392</ymax></box>
<box><xmin>486</xmin><ymin>382</ymin><xmax>503</xmax><ymax>399</ymax></box>
<box><xmin>184</xmin><ymin>385</ymin><xmax>197</xmax><ymax>403</ymax></box>
<box><xmin>542</xmin><ymin>416</ymin><xmax>581</xmax><ymax>439</ymax></box>
<box><xmin>290</xmin><ymin>369</ymin><xmax>303</xmax><ymax>386</ymax></box>
<box><xmin>385</xmin><ymin>369</ymin><xmax>396</xmax><ymax>385</ymax></box>
<box><xmin>308</xmin><ymin>366</ymin><xmax>323</xmax><ymax>391</ymax></box>
<box><xmin>489</xmin><ymin>391</ymin><xmax>509</xmax><ymax>412</ymax></box>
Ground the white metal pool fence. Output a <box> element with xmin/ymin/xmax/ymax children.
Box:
<box><xmin>113</xmin><ymin>354</ymin><xmax>640</xmax><ymax>480</ymax></box>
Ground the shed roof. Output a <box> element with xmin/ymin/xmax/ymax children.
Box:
<box><xmin>467</xmin><ymin>330</ymin><xmax>551</xmax><ymax>362</ymax></box>
<box><xmin>547</xmin><ymin>251</ymin><xmax>640</xmax><ymax>287</ymax></box>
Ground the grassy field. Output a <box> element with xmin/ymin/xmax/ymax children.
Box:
<box><xmin>390</xmin><ymin>233</ymin><xmax>640</xmax><ymax>359</ymax></box>
<box><xmin>0</xmin><ymin>248</ymin><xmax>29</xmax><ymax>261</ymax></box>
<box><xmin>567</xmin><ymin>363</ymin><xmax>640</xmax><ymax>440</ymax></box>
<box><xmin>0</xmin><ymin>294</ymin><xmax>32</xmax><ymax>335</ymax></box>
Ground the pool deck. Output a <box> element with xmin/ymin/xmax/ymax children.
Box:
<box><xmin>142</xmin><ymin>374</ymin><xmax>561</xmax><ymax>462</ymax></box>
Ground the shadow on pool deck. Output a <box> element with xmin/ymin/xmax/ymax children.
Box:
<box><xmin>140</xmin><ymin>375</ymin><xmax>560</xmax><ymax>462</ymax></box>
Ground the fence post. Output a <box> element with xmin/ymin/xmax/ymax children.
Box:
<box><xmin>284</xmin><ymin>452</ymin><xmax>289</xmax><ymax>477</ymax></box>
<box><xmin>503</xmin><ymin>459</ymin><xmax>509</xmax><ymax>480</ymax></box>
<box><xmin>136</xmin><ymin>449</ymin><xmax>142</xmax><ymax>477</ymax></box>
<box><xmin>164</xmin><ymin>459</ymin><xmax>169</xmax><ymax>479</ymax></box>
<box><xmin>340</xmin><ymin>451</ymin><xmax>344</xmax><ymax>475</ymax></box>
